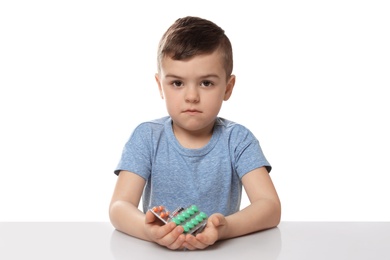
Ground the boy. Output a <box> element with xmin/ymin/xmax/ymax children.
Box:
<box><xmin>109</xmin><ymin>16</ymin><xmax>281</xmax><ymax>250</ymax></box>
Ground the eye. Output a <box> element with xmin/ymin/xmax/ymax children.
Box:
<box><xmin>171</xmin><ymin>80</ymin><xmax>183</xmax><ymax>88</ymax></box>
<box><xmin>201</xmin><ymin>80</ymin><xmax>214</xmax><ymax>87</ymax></box>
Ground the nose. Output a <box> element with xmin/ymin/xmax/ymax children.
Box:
<box><xmin>185</xmin><ymin>86</ymin><xmax>200</xmax><ymax>103</ymax></box>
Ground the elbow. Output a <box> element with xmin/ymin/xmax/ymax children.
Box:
<box><xmin>263</xmin><ymin>197</ymin><xmax>281</xmax><ymax>229</ymax></box>
<box><xmin>109</xmin><ymin>200</ymin><xmax>121</xmax><ymax>230</ymax></box>
<box><xmin>271</xmin><ymin>198</ymin><xmax>282</xmax><ymax>228</ymax></box>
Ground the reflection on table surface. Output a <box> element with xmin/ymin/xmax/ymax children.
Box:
<box><xmin>110</xmin><ymin>226</ymin><xmax>281</xmax><ymax>259</ymax></box>
<box><xmin>1</xmin><ymin>222</ymin><xmax>390</xmax><ymax>259</ymax></box>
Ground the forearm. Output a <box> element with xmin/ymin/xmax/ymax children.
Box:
<box><xmin>221</xmin><ymin>198</ymin><xmax>281</xmax><ymax>240</ymax></box>
<box><xmin>109</xmin><ymin>200</ymin><xmax>151</xmax><ymax>241</ymax></box>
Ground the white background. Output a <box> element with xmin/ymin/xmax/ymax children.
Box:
<box><xmin>1</xmin><ymin>0</ymin><xmax>389</xmax><ymax>221</ymax></box>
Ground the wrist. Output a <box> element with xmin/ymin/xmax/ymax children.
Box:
<box><xmin>219</xmin><ymin>219</ymin><xmax>230</xmax><ymax>240</ymax></box>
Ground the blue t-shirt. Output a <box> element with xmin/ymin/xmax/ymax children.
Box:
<box><xmin>114</xmin><ymin>116</ymin><xmax>271</xmax><ymax>216</ymax></box>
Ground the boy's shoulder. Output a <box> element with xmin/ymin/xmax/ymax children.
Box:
<box><xmin>215</xmin><ymin>117</ymin><xmax>257</xmax><ymax>141</ymax></box>
<box><xmin>136</xmin><ymin>116</ymin><xmax>170</xmax><ymax>129</ymax></box>
<box><xmin>215</xmin><ymin>117</ymin><xmax>250</xmax><ymax>132</ymax></box>
<box><xmin>126</xmin><ymin>117</ymin><xmax>171</xmax><ymax>145</ymax></box>
<box><xmin>129</xmin><ymin>116</ymin><xmax>169</xmax><ymax>137</ymax></box>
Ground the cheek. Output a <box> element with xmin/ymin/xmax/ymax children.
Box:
<box><xmin>203</xmin><ymin>95</ymin><xmax>224</xmax><ymax>111</ymax></box>
<box><xmin>163</xmin><ymin>95</ymin><xmax>180</xmax><ymax>111</ymax></box>
<box><xmin>164</xmin><ymin>93</ymin><xmax>177</xmax><ymax>103</ymax></box>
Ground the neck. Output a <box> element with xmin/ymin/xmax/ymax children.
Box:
<box><xmin>172</xmin><ymin>123</ymin><xmax>214</xmax><ymax>149</ymax></box>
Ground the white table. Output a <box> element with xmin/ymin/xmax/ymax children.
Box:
<box><xmin>1</xmin><ymin>222</ymin><xmax>389</xmax><ymax>259</ymax></box>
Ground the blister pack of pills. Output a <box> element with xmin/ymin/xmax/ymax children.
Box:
<box><xmin>150</xmin><ymin>205</ymin><xmax>208</xmax><ymax>235</ymax></box>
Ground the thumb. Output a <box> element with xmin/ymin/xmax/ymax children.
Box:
<box><xmin>210</xmin><ymin>213</ymin><xmax>226</xmax><ymax>228</ymax></box>
<box><xmin>145</xmin><ymin>209</ymin><xmax>157</xmax><ymax>224</ymax></box>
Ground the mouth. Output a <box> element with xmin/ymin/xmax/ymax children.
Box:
<box><xmin>183</xmin><ymin>109</ymin><xmax>202</xmax><ymax>114</ymax></box>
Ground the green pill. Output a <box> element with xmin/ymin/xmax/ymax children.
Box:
<box><xmin>195</xmin><ymin>215</ymin><xmax>203</xmax><ymax>222</ymax></box>
<box><xmin>177</xmin><ymin>214</ymin><xmax>186</xmax><ymax>222</ymax></box>
<box><xmin>191</xmin><ymin>218</ymin><xmax>199</xmax><ymax>225</ymax></box>
<box><xmin>172</xmin><ymin>217</ymin><xmax>181</xmax><ymax>225</ymax></box>
<box><xmin>182</xmin><ymin>212</ymin><xmax>190</xmax><ymax>219</ymax></box>
<box><xmin>186</xmin><ymin>222</ymin><xmax>195</xmax><ymax>229</ymax></box>
<box><xmin>200</xmin><ymin>212</ymin><xmax>208</xmax><ymax>219</ymax></box>
<box><xmin>183</xmin><ymin>225</ymin><xmax>190</xmax><ymax>233</ymax></box>
<box><xmin>191</xmin><ymin>205</ymin><xmax>199</xmax><ymax>212</ymax></box>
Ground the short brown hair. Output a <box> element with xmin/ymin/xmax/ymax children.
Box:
<box><xmin>157</xmin><ymin>16</ymin><xmax>233</xmax><ymax>78</ymax></box>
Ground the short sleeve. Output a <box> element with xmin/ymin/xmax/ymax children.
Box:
<box><xmin>230</xmin><ymin>125</ymin><xmax>271</xmax><ymax>178</ymax></box>
<box><xmin>114</xmin><ymin>123</ymin><xmax>153</xmax><ymax>180</ymax></box>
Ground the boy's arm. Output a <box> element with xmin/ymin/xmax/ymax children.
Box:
<box><xmin>185</xmin><ymin>166</ymin><xmax>281</xmax><ymax>249</ymax></box>
<box><xmin>221</xmin><ymin>166</ymin><xmax>281</xmax><ymax>239</ymax></box>
<box><xmin>109</xmin><ymin>170</ymin><xmax>150</xmax><ymax>240</ymax></box>
<box><xmin>109</xmin><ymin>170</ymin><xmax>186</xmax><ymax>249</ymax></box>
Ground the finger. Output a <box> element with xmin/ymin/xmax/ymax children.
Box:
<box><xmin>158</xmin><ymin>225</ymin><xmax>184</xmax><ymax>247</ymax></box>
<box><xmin>210</xmin><ymin>213</ymin><xmax>225</xmax><ymax>228</ymax></box>
<box><xmin>185</xmin><ymin>234</ymin><xmax>208</xmax><ymax>250</ymax></box>
<box><xmin>182</xmin><ymin>241</ymin><xmax>197</xmax><ymax>251</ymax></box>
<box><xmin>211</xmin><ymin>215</ymin><xmax>220</xmax><ymax>227</ymax></box>
<box><xmin>145</xmin><ymin>210</ymin><xmax>158</xmax><ymax>224</ymax></box>
<box><xmin>166</xmin><ymin>233</ymin><xmax>186</xmax><ymax>250</ymax></box>
<box><xmin>153</xmin><ymin>221</ymin><xmax>177</xmax><ymax>239</ymax></box>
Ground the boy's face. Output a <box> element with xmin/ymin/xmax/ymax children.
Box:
<box><xmin>155</xmin><ymin>50</ymin><xmax>235</xmax><ymax>136</ymax></box>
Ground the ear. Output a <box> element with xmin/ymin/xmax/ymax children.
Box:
<box><xmin>155</xmin><ymin>73</ymin><xmax>164</xmax><ymax>99</ymax></box>
<box><xmin>223</xmin><ymin>75</ymin><xmax>236</xmax><ymax>101</ymax></box>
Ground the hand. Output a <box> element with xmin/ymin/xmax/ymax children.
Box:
<box><xmin>183</xmin><ymin>213</ymin><xmax>227</xmax><ymax>250</ymax></box>
<box><xmin>144</xmin><ymin>210</ymin><xmax>186</xmax><ymax>250</ymax></box>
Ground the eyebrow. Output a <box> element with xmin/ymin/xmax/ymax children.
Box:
<box><xmin>164</xmin><ymin>73</ymin><xmax>221</xmax><ymax>79</ymax></box>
